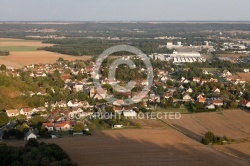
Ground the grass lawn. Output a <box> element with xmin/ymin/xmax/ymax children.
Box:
<box><xmin>0</xmin><ymin>46</ymin><xmax>39</xmax><ymax>52</ymax></box>
<box><xmin>156</xmin><ymin>105</ymin><xmax>191</xmax><ymax>114</ymax></box>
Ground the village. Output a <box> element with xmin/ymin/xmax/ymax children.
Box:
<box><xmin>0</xmin><ymin>53</ymin><xmax>250</xmax><ymax>141</ymax></box>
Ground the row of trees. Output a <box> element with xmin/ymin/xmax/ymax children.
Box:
<box><xmin>201</xmin><ymin>131</ymin><xmax>231</xmax><ymax>145</ymax></box>
<box><xmin>0</xmin><ymin>50</ymin><xmax>9</xmax><ymax>56</ymax></box>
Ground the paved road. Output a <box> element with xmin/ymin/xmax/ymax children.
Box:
<box><xmin>0</xmin><ymin>121</ymin><xmax>18</xmax><ymax>141</ymax></box>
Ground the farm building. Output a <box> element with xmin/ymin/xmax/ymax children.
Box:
<box><xmin>24</xmin><ymin>130</ymin><xmax>37</xmax><ymax>141</ymax></box>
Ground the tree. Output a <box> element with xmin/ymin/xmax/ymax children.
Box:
<box><xmin>0</xmin><ymin>64</ymin><xmax>7</xmax><ymax>71</ymax></box>
<box><xmin>0</xmin><ymin>110</ymin><xmax>9</xmax><ymax>127</ymax></box>
<box><xmin>73</xmin><ymin>122</ymin><xmax>84</xmax><ymax>132</ymax></box>
<box><xmin>195</xmin><ymin>101</ymin><xmax>204</xmax><ymax>109</ymax></box>
<box><xmin>57</xmin><ymin>57</ymin><xmax>65</xmax><ymax>62</ymax></box>
<box><xmin>25</xmin><ymin>138</ymin><xmax>39</xmax><ymax>147</ymax></box>
<box><xmin>202</xmin><ymin>131</ymin><xmax>215</xmax><ymax>145</ymax></box>
<box><xmin>2</xmin><ymin>130</ymin><xmax>9</xmax><ymax>140</ymax></box>
<box><xmin>105</xmin><ymin>106</ymin><xmax>114</xmax><ymax>114</ymax></box>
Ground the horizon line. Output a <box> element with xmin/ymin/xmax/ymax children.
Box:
<box><xmin>1</xmin><ymin>20</ymin><xmax>250</xmax><ymax>23</ymax></box>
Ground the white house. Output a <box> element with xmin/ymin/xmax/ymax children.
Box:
<box><xmin>206</xmin><ymin>104</ymin><xmax>215</xmax><ymax>109</ymax></box>
<box><xmin>183</xmin><ymin>94</ymin><xmax>192</xmax><ymax>101</ymax></box>
<box><xmin>213</xmin><ymin>88</ymin><xmax>221</xmax><ymax>93</ymax></box>
<box><xmin>123</xmin><ymin>111</ymin><xmax>137</xmax><ymax>118</ymax></box>
<box><xmin>24</xmin><ymin>130</ymin><xmax>37</xmax><ymax>141</ymax></box>
<box><xmin>55</xmin><ymin>101</ymin><xmax>67</xmax><ymax>108</ymax></box>
<box><xmin>6</xmin><ymin>109</ymin><xmax>19</xmax><ymax>117</ymax></box>
<box><xmin>67</xmin><ymin>100</ymin><xmax>79</xmax><ymax>107</ymax></box>
<box><xmin>241</xmin><ymin>100</ymin><xmax>250</xmax><ymax>108</ymax></box>
<box><xmin>55</xmin><ymin>121</ymin><xmax>72</xmax><ymax>131</ymax></box>
<box><xmin>244</xmin><ymin>69</ymin><xmax>249</xmax><ymax>73</ymax></box>
<box><xmin>186</xmin><ymin>88</ymin><xmax>193</xmax><ymax>93</ymax></box>
<box><xmin>20</xmin><ymin>108</ymin><xmax>33</xmax><ymax>118</ymax></box>
<box><xmin>74</xmin><ymin>83</ymin><xmax>84</xmax><ymax>92</ymax></box>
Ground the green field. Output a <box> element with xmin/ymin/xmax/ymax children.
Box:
<box><xmin>0</xmin><ymin>46</ymin><xmax>39</xmax><ymax>52</ymax></box>
<box><xmin>156</xmin><ymin>105</ymin><xmax>191</xmax><ymax>114</ymax></box>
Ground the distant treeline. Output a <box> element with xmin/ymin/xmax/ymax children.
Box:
<box><xmin>0</xmin><ymin>50</ymin><xmax>10</xmax><ymax>56</ymax></box>
<box><xmin>40</xmin><ymin>38</ymin><xmax>173</xmax><ymax>56</ymax></box>
<box><xmin>1</xmin><ymin>22</ymin><xmax>250</xmax><ymax>39</ymax></box>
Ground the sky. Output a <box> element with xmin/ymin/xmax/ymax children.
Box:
<box><xmin>0</xmin><ymin>0</ymin><xmax>249</xmax><ymax>21</ymax></box>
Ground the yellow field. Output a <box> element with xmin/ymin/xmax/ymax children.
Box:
<box><xmin>0</xmin><ymin>38</ymin><xmax>91</xmax><ymax>68</ymax></box>
<box><xmin>0</xmin><ymin>51</ymin><xmax>91</xmax><ymax>67</ymax></box>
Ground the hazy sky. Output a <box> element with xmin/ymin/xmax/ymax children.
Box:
<box><xmin>0</xmin><ymin>0</ymin><xmax>249</xmax><ymax>21</ymax></box>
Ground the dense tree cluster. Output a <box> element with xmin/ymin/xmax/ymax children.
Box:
<box><xmin>0</xmin><ymin>139</ymin><xmax>76</xmax><ymax>166</ymax></box>
<box><xmin>0</xmin><ymin>50</ymin><xmax>9</xmax><ymax>56</ymax></box>
<box><xmin>201</xmin><ymin>131</ymin><xmax>231</xmax><ymax>145</ymax></box>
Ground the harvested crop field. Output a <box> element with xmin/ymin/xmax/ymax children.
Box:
<box><xmin>238</xmin><ymin>73</ymin><xmax>250</xmax><ymax>82</ymax></box>
<box><xmin>0</xmin><ymin>38</ymin><xmax>53</xmax><ymax>47</ymax></box>
<box><xmin>0</xmin><ymin>38</ymin><xmax>92</xmax><ymax>68</ymax></box>
<box><xmin>0</xmin><ymin>51</ymin><xmax>91</xmax><ymax>67</ymax></box>
<box><xmin>218</xmin><ymin>54</ymin><xmax>250</xmax><ymax>58</ymax></box>
<box><xmin>215</xmin><ymin>142</ymin><xmax>250</xmax><ymax>162</ymax></box>
<box><xmin>129</xmin><ymin>118</ymin><xmax>170</xmax><ymax>129</ymax></box>
<box><xmin>5</xmin><ymin>129</ymin><xmax>249</xmax><ymax>166</ymax></box>
<box><xmin>163</xmin><ymin>110</ymin><xmax>250</xmax><ymax>141</ymax></box>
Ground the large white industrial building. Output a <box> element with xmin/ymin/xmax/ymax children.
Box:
<box><xmin>149</xmin><ymin>51</ymin><xmax>205</xmax><ymax>63</ymax></box>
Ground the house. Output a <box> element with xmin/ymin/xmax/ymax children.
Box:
<box><xmin>222</xmin><ymin>70</ymin><xmax>232</xmax><ymax>77</ymax></box>
<box><xmin>74</xmin><ymin>83</ymin><xmax>84</xmax><ymax>92</ymax></box>
<box><xmin>55</xmin><ymin>101</ymin><xmax>67</xmax><ymax>108</ymax></box>
<box><xmin>186</xmin><ymin>88</ymin><xmax>193</xmax><ymax>93</ymax></box>
<box><xmin>213</xmin><ymin>99</ymin><xmax>223</xmax><ymax>106</ymax></box>
<box><xmin>206</xmin><ymin>104</ymin><xmax>215</xmax><ymax>109</ymax></box>
<box><xmin>193</xmin><ymin>77</ymin><xmax>201</xmax><ymax>83</ymax></box>
<box><xmin>90</xmin><ymin>87</ymin><xmax>107</xmax><ymax>100</ymax></box>
<box><xmin>179</xmin><ymin>85</ymin><xmax>185</xmax><ymax>90</ymax></box>
<box><xmin>78</xmin><ymin>100</ymin><xmax>90</xmax><ymax>108</ymax></box>
<box><xmin>198</xmin><ymin>97</ymin><xmax>207</xmax><ymax>103</ymax></box>
<box><xmin>241</xmin><ymin>100</ymin><xmax>250</xmax><ymax>108</ymax></box>
<box><xmin>164</xmin><ymin>92</ymin><xmax>173</xmax><ymax>99</ymax></box>
<box><xmin>212</xmin><ymin>87</ymin><xmax>221</xmax><ymax>93</ymax></box>
<box><xmin>244</xmin><ymin>69</ymin><xmax>249</xmax><ymax>73</ymax></box>
<box><xmin>24</xmin><ymin>130</ymin><xmax>37</xmax><ymax>141</ymax></box>
<box><xmin>68</xmin><ymin>108</ymin><xmax>84</xmax><ymax>119</ymax></box>
<box><xmin>123</xmin><ymin>111</ymin><xmax>137</xmax><ymax>118</ymax></box>
<box><xmin>113</xmin><ymin>100</ymin><xmax>125</xmax><ymax>106</ymax></box>
<box><xmin>55</xmin><ymin>121</ymin><xmax>73</xmax><ymax>131</ymax></box>
<box><xmin>160</xmin><ymin>76</ymin><xmax>168</xmax><ymax>82</ymax></box>
<box><xmin>210</xmin><ymin>78</ymin><xmax>218</xmax><ymax>82</ymax></box>
<box><xmin>6</xmin><ymin>109</ymin><xmax>19</xmax><ymax>117</ymax></box>
<box><xmin>67</xmin><ymin>100</ymin><xmax>79</xmax><ymax>107</ymax></box>
<box><xmin>114</xmin><ymin>106</ymin><xmax>123</xmax><ymax>114</ymax></box>
<box><xmin>20</xmin><ymin>108</ymin><xmax>33</xmax><ymax>118</ymax></box>
<box><xmin>42</xmin><ymin>123</ymin><xmax>54</xmax><ymax>131</ymax></box>
<box><xmin>183</xmin><ymin>94</ymin><xmax>192</xmax><ymax>101</ymax></box>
